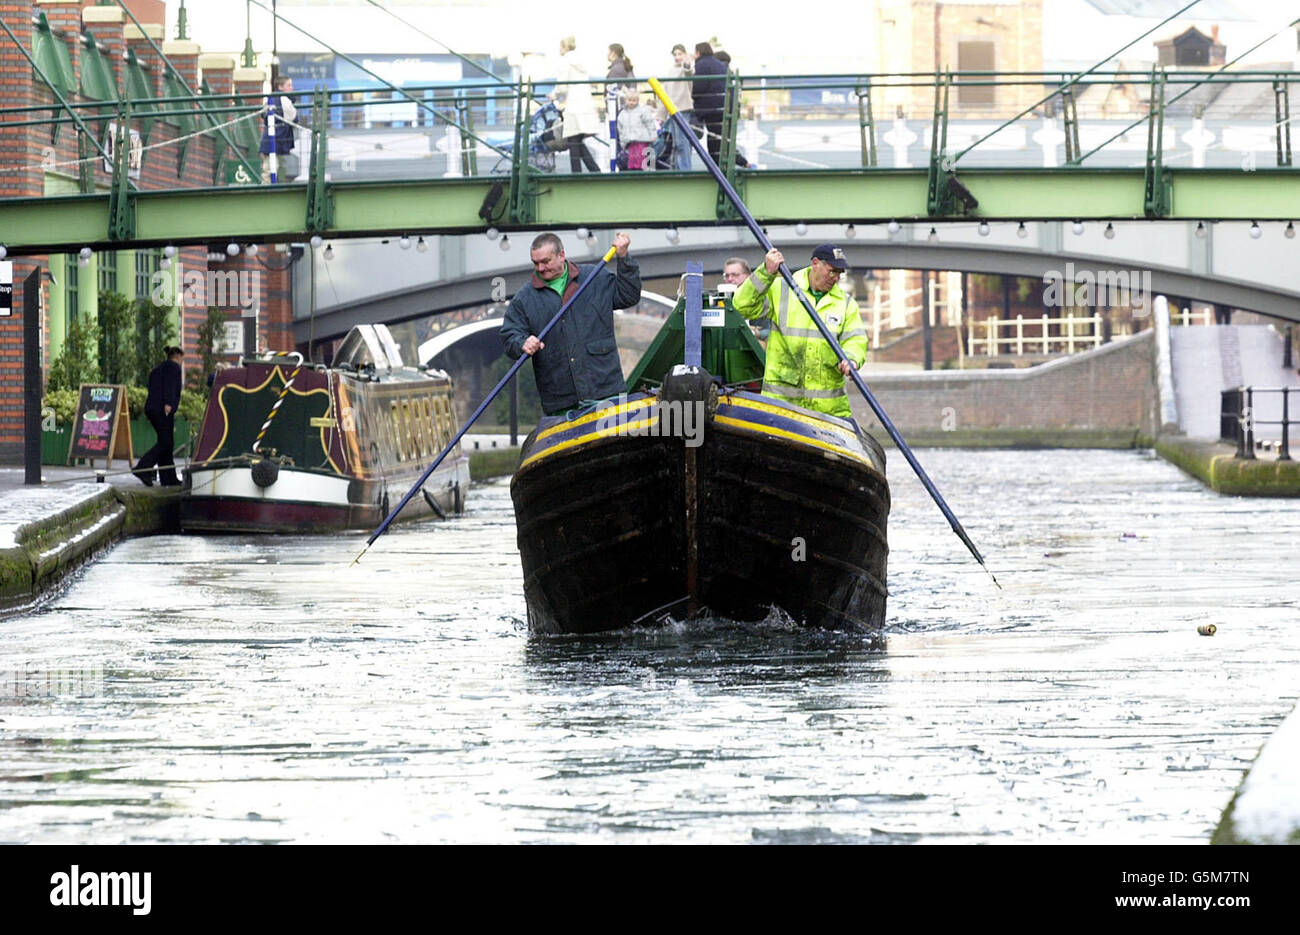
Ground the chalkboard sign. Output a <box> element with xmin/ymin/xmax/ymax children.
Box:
<box><xmin>67</xmin><ymin>384</ymin><xmax>133</xmax><ymax>467</ymax></box>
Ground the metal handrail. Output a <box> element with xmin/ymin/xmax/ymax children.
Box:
<box><xmin>1222</xmin><ymin>386</ymin><xmax>1297</xmax><ymax>460</ymax></box>
<box><xmin>0</xmin><ymin>66</ymin><xmax>1295</xmax><ymax>198</ymax></box>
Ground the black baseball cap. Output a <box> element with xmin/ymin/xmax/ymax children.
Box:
<box><xmin>811</xmin><ymin>243</ymin><xmax>848</xmax><ymax>270</ymax></box>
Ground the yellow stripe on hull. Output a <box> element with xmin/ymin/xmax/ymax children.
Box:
<box><xmin>712</xmin><ymin>415</ymin><xmax>874</xmax><ymax>467</ymax></box>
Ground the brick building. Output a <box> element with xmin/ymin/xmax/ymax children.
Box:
<box><xmin>874</xmin><ymin>0</ymin><xmax>1045</xmax><ymax>119</ymax></box>
<box><xmin>0</xmin><ymin>0</ymin><xmax>295</xmax><ymax>462</ymax></box>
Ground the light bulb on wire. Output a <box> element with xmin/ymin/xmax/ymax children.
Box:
<box><xmin>1104</xmin><ymin>223</ymin><xmax>1115</xmax><ymax>240</ymax></box>
<box><xmin>977</xmin><ymin>221</ymin><xmax>990</xmax><ymax>237</ymax></box>
<box><xmin>795</xmin><ymin>221</ymin><xmax>808</xmax><ymax>236</ymax></box>
<box><xmin>1195</xmin><ymin>221</ymin><xmax>1207</xmax><ymax>239</ymax></box>
<box><xmin>499</xmin><ymin>234</ymin><xmax>511</xmax><ymax>251</ymax></box>
<box><xmin>845</xmin><ymin>223</ymin><xmax>857</xmax><ymax>239</ymax></box>
<box><xmin>399</xmin><ymin>235</ymin><xmax>412</xmax><ymax>250</ymax></box>
<box><xmin>309</xmin><ymin>235</ymin><xmax>323</xmax><ymax>249</ymax></box>
<box><xmin>485</xmin><ymin>227</ymin><xmax>500</xmax><ymax>242</ymax></box>
<box><xmin>416</xmin><ymin>236</ymin><xmax>428</xmax><ymax>253</ymax></box>
<box><xmin>1016</xmin><ymin>222</ymin><xmax>1028</xmax><ymax>239</ymax></box>
<box><xmin>323</xmin><ymin>244</ymin><xmax>334</xmax><ymax>261</ymax></box>
<box><xmin>1249</xmin><ymin>221</ymin><xmax>1262</xmax><ymax>239</ymax></box>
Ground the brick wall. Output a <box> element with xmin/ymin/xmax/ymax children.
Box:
<box><xmin>851</xmin><ymin>330</ymin><xmax>1159</xmax><ymax>436</ymax></box>
<box><xmin>0</xmin><ymin>0</ymin><xmax>292</xmax><ymax>463</ymax></box>
<box><xmin>884</xmin><ymin>0</ymin><xmax>1045</xmax><ymax>119</ymax></box>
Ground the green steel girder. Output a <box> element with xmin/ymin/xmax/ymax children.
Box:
<box><xmin>857</xmin><ymin>79</ymin><xmax>876</xmax><ymax>168</ymax></box>
<box><xmin>305</xmin><ymin>87</ymin><xmax>334</xmax><ymax>233</ymax></box>
<box><xmin>925</xmin><ymin>73</ymin><xmax>979</xmax><ymax>217</ymax></box>
<box><xmin>1144</xmin><ymin>68</ymin><xmax>1172</xmax><ymax>218</ymax></box>
<box><xmin>2</xmin><ymin>168</ymin><xmax>1300</xmax><ymax>255</ymax></box>
<box><xmin>107</xmin><ymin>109</ymin><xmax>135</xmax><ymax>240</ymax></box>
<box><xmin>507</xmin><ymin>83</ymin><xmax>536</xmax><ymax>225</ymax></box>
<box><xmin>716</xmin><ymin>71</ymin><xmax>744</xmax><ymax>221</ymax></box>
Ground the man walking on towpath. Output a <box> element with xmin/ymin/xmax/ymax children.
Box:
<box><xmin>500</xmin><ymin>232</ymin><xmax>642</xmax><ymax>416</ymax></box>
<box><xmin>134</xmin><ymin>346</ymin><xmax>184</xmax><ymax>486</ymax></box>
<box><xmin>731</xmin><ymin>243</ymin><xmax>867</xmax><ymax>418</ymax></box>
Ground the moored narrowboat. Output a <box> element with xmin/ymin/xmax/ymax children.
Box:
<box><xmin>181</xmin><ymin>325</ymin><xmax>469</xmax><ymax>534</ymax></box>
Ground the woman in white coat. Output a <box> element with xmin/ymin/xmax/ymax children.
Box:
<box><xmin>554</xmin><ymin>36</ymin><xmax>602</xmax><ymax>172</ymax></box>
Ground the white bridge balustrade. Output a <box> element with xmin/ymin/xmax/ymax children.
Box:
<box><xmin>966</xmin><ymin>314</ymin><xmax>1106</xmax><ymax>358</ymax></box>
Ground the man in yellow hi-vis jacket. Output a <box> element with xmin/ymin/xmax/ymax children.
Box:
<box><xmin>731</xmin><ymin>243</ymin><xmax>868</xmax><ymax>419</ymax></box>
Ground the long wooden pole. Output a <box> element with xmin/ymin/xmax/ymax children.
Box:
<box><xmin>354</xmin><ymin>246</ymin><xmax>619</xmax><ymax>563</ymax></box>
<box><xmin>649</xmin><ymin>77</ymin><xmax>998</xmax><ymax>587</ymax></box>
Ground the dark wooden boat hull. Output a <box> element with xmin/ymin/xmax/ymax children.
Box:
<box><xmin>511</xmin><ymin>390</ymin><xmax>889</xmax><ymax>634</ymax></box>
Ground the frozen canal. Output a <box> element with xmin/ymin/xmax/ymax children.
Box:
<box><xmin>1</xmin><ymin>449</ymin><xmax>1297</xmax><ymax>844</ymax></box>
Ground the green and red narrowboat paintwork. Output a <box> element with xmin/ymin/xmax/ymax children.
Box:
<box><xmin>182</xmin><ymin>330</ymin><xmax>469</xmax><ymax>534</ymax></box>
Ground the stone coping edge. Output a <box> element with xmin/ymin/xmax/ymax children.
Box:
<box><xmin>1156</xmin><ymin>435</ymin><xmax>1300</xmax><ymax>497</ymax></box>
<box><xmin>0</xmin><ymin>487</ymin><xmax>181</xmax><ymax>618</ymax></box>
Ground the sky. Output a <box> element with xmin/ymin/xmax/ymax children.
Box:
<box><xmin>165</xmin><ymin>0</ymin><xmax>1298</xmax><ymax>76</ymax></box>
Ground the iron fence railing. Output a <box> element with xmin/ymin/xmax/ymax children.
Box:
<box><xmin>1221</xmin><ymin>386</ymin><xmax>1297</xmax><ymax>460</ymax></box>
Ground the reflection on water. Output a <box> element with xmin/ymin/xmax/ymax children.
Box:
<box><xmin>1</xmin><ymin>450</ymin><xmax>1298</xmax><ymax>843</ymax></box>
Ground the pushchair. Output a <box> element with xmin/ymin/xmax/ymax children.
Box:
<box><xmin>492</xmin><ymin>100</ymin><xmax>565</xmax><ymax>174</ymax></box>
<box><xmin>651</xmin><ymin>121</ymin><xmax>675</xmax><ymax>170</ymax></box>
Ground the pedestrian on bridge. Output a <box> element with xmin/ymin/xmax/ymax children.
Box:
<box><xmin>500</xmin><ymin>232</ymin><xmax>642</xmax><ymax>416</ymax></box>
<box><xmin>260</xmin><ymin>75</ymin><xmax>298</xmax><ymax>183</ymax></box>
<box><xmin>655</xmin><ymin>44</ymin><xmax>695</xmax><ymax>171</ymax></box>
<box><xmin>691</xmin><ymin>42</ymin><xmax>727</xmax><ymax>165</ymax></box>
<box><xmin>553</xmin><ymin>37</ymin><xmax>603</xmax><ymax>173</ymax></box>
<box><xmin>617</xmin><ymin>88</ymin><xmax>658</xmax><ymax>170</ymax></box>
<box><xmin>732</xmin><ymin>244</ymin><xmax>867</xmax><ymax>418</ymax></box>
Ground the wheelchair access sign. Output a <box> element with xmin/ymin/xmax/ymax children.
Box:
<box><xmin>225</xmin><ymin>161</ymin><xmax>259</xmax><ymax>185</ymax></box>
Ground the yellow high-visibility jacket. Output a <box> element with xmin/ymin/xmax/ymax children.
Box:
<box><xmin>732</xmin><ymin>265</ymin><xmax>868</xmax><ymax>418</ymax></box>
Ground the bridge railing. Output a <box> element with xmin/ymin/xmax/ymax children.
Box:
<box><xmin>1</xmin><ymin>67</ymin><xmax>1294</xmax><ymax>199</ymax></box>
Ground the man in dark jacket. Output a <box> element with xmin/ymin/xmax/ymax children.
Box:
<box><xmin>500</xmin><ymin>232</ymin><xmax>641</xmax><ymax>415</ymax></box>
<box><xmin>134</xmin><ymin>346</ymin><xmax>184</xmax><ymax>486</ymax></box>
<box><xmin>692</xmin><ymin>42</ymin><xmax>728</xmax><ymax>164</ymax></box>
